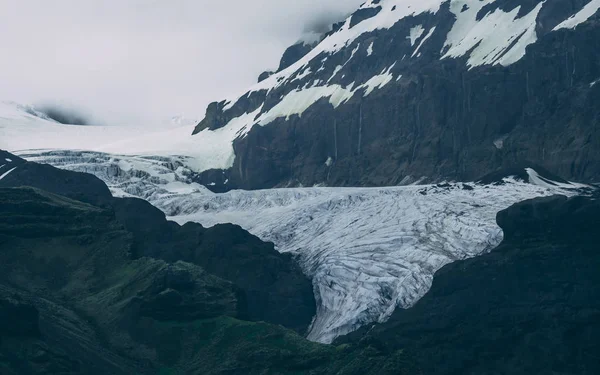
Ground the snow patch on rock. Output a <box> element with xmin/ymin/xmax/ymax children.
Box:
<box><xmin>412</xmin><ymin>26</ymin><xmax>436</xmax><ymax>57</ymax></box>
<box><xmin>366</xmin><ymin>41</ymin><xmax>374</xmax><ymax>56</ymax></box>
<box><xmin>0</xmin><ymin>167</ymin><xmax>17</xmax><ymax>181</ymax></box>
<box><xmin>442</xmin><ymin>0</ymin><xmax>544</xmax><ymax>68</ymax></box>
<box><xmin>408</xmin><ymin>25</ymin><xmax>425</xmax><ymax>46</ymax></box>
<box><xmin>554</xmin><ymin>0</ymin><xmax>600</xmax><ymax>30</ymax></box>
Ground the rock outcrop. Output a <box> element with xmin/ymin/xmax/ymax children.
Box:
<box><xmin>0</xmin><ymin>151</ymin><xmax>317</xmax><ymax>335</ymax></box>
<box><xmin>338</xmin><ymin>194</ymin><xmax>600</xmax><ymax>374</ymax></box>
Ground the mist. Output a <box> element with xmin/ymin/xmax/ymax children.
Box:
<box><xmin>0</xmin><ymin>0</ymin><xmax>364</xmax><ymax>126</ymax></box>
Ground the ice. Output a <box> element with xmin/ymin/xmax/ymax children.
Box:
<box><xmin>293</xmin><ymin>67</ymin><xmax>312</xmax><ymax>82</ymax></box>
<box><xmin>219</xmin><ymin>0</ymin><xmax>444</xmax><ymax>108</ymax></box>
<box><xmin>2</xmin><ymin>0</ymin><xmax>598</xmax><ymax>343</ymax></box>
<box><xmin>253</xmin><ymin>64</ymin><xmax>396</xmax><ymax>127</ymax></box>
<box><xmin>0</xmin><ymin>101</ymin><xmax>262</xmax><ymax>174</ymax></box>
<box><xmin>18</xmin><ymin>150</ymin><xmax>212</xmax><ymax>200</ymax></box>
<box><xmin>153</xmin><ymin>176</ymin><xmax>581</xmax><ymax>343</ymax></box>
<box><xmin>525</xmin><ymin>168</ymin><xmax>590</xmax><ymax>190</ymax></box>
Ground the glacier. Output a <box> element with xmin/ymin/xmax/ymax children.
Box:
<box><xmin>12</xmin><ymin>148</ymin><xmax>589</xmax><ymax>343</ymax></box>
<box><xmin>155</xmin><ymin>179</ymin><xmax>586</xmax><ymax>343</ymax></box>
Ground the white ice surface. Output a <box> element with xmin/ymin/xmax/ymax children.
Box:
<box><xmin>154</xmin><ymin>177</ymin><xmax>582</xmax><ymax>343</ymax></box>
<box><xmin>525</xmin><ymin>168</ymin><xmax>590</xmax><ymax>190</ymax></box>
<box><xmin>18</xmin><ymin>150</ymin><xmax>212</xmax><ymax>200</ymax></box>
<box><xmin>0</xmin><ymin>101</ymin><xmax>252</xmax><ymax>174</ymax></box>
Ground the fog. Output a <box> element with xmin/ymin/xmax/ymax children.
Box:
<box><xmin>0</xmin><ymin>0</ymin><xmax>363</xmax><ymax>125</ymax></box>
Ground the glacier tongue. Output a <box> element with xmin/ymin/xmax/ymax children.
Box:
<box><xmin>13</xmin><ymin>150</ymin><xmax>584</xmax><ymax>343</ymax></box>
<box><xmin>150</xmin><ymin>179</ymin><xmax>576</xmax><ymax>343</ymax></box>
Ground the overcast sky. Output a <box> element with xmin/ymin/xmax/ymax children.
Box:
<box><xmin>0</xmin><ymin>0</ymin><xmax>364</xmax><ymax>125</ymax></box>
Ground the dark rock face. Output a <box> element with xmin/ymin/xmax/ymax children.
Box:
<box><xmin>0</xmin><ymin>150</ymin><xmax>316</xmax><ymax>335</ymax></box>
<box><xmin>0</xmin><ymin>153</ymin><xmax>112</xmax><ymax>206</ymax></box>
<box><xmin>0</xmin><ymin>297</ymin><xmax>40</xmax><ymax>338</ymax></box>
<box><xmin>135</xmin><ymin>262</ymin><xmax>240</xmax><ymax>322</ymax></box>
<box><xmin>0</xmin><ymin>151</ymin><xmax>417</xmax><ymax>374</ymax></box>
<box><xmin>0</xmin><ymin>187</ymin><xmax>241</xmax><ymax>373</ymax></box>
<box><xmin>173</xmin><ymin>223</ymin><xmax>316</xmax><ymax>334</ymax></box>
<box><xmin>338</xmin><ymin>195</ymin><xmax>600</xmax><ymax>375</ymax></box>
<box><xmin>111</xmin><ymin>197</ymin><xmax>317</xmax><ymax>334</ymax></box>
<box><xmin>0</xmin><ymin>291</ymin><xmax>83</xmax><ymax>375</ymax></box>
<box><xmin>193</xmin><ymin>1</ymin><xmax>600</xmax><ymax>190</ymax></box>
<box><xmin>277</xmin><ymin>42</ymin><xmax>314</xmax><ymax>73</ymax></box>
<box><xmin>349</xmin><ymin>6</ymin><xmax>382</xmax><ymax>28</ymax></box>
<box><xmin>258</xmin><ymin>70</ymin><xmax>274</xmax><ymax>83</ymax></box>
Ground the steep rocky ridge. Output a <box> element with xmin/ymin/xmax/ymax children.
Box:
<box><xmin>0</xmin><ymin>151</ymin><xmax>316</xmax><ymax>335</ymax></box>
<box><xmin>192</xmin><ymin>0</ymin><xmax>600</xmax><ymax>191</ymax></box>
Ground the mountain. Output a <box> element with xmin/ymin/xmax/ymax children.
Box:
<box><xmin>2</xmin><ymin>0</ymin><xmax>598</xmax><ymax>346</ymax></box>
<box><xmin>13</xmin><ymin>149</ymin><xmax>592</xmax><ymax>343</ymax></box>
<box><xmin>1</xmin><ymin>0</ymin><xmax>599</xmax><ymax>371</ymax></box>
<box><xmin>189</xmin><ymin>0</ymin><xmax>600</xmax><ymax>191</ymax></box>
<box><xmin>1</xmin><ymin>150</ymin><xmax>598</xmax><ymax>374</ymax></box>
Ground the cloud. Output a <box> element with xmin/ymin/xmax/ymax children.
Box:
<box><xmin>36</xmin><ymin>103</ymin><xmax>92</xmax><ymax>125</ymax></box>
<box><xmin>302</xmin><ymin>8</ymin><xmax>353</xmax><ymax>35</ymax></box>
<box><xmin>0</xmin><ymin>0</ymin><xmax>364</xmax><ymax>125</ymax></box>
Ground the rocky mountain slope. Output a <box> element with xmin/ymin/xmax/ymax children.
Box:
<box><xmin>15</xmin><ymin>149</ymin><xmax>592</xmax><ymax>343</ymax></box>
<box><xmin>337</xmin><ymin>194</ymin><xmax>600</xmax><ymax>374</ymax></box>
<box><xmin>0</xmin><ymin>186</ymin><xmax>409</xmax><ymax>375</ymax></box>
<box><xmin>0</xmin><ymin>150</ymin><xmax>315</xmax><ymax>336</ymax></box>
<box><xmin>190</xmin><ymin>0</ymin><xmax>600</xmax><ymax>191</ymax></box>
<box><xmin>1</xmin><ymin>149</ymin><xmax>598</xmax><ymax>374</ymax></box>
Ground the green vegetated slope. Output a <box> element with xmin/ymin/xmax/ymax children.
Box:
<box><xmin>0</xmin><ymin>151</ymin><xmax>416</xmax><ymax>374</ymax></box>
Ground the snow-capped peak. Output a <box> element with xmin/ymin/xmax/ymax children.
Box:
<box><xmin>188</xmin><ymin>0</ymin><xmax>600</xmax><ymax>180</ymax></box>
